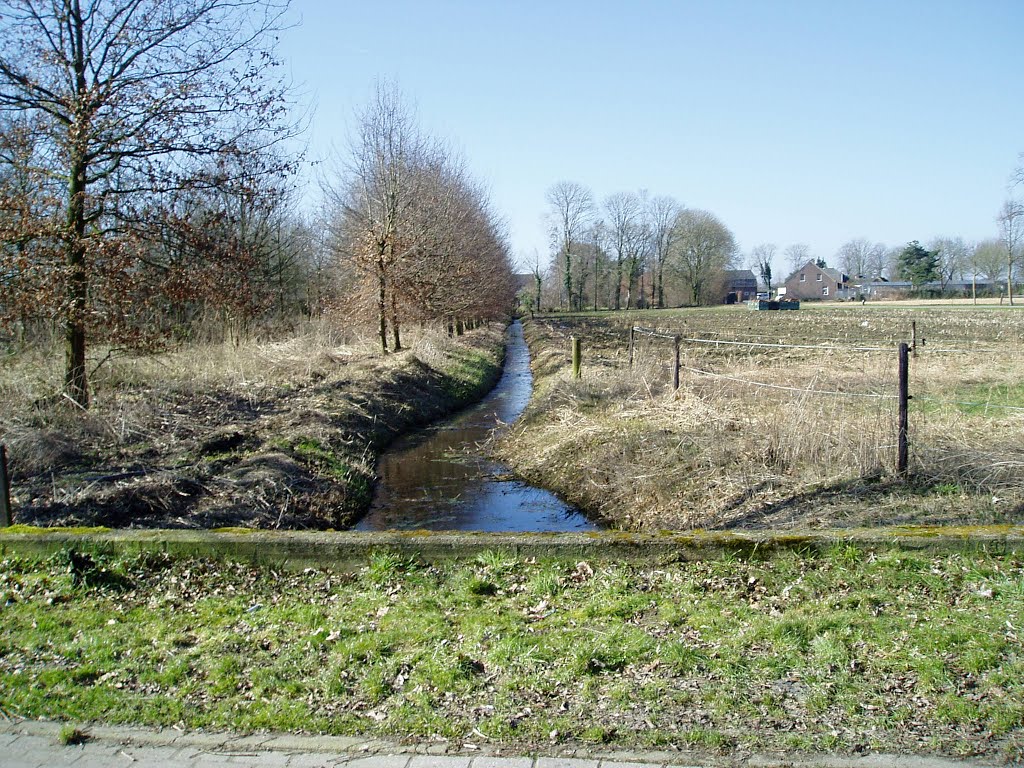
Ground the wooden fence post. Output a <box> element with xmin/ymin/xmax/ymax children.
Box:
<box><xmin>673</xmin><ymin>335</ymin><xmax>681</xmax><ymax>390</ymax></box>
<box><xmin>1</xmin><ymin>444</ymin><xmax>11</xmax><ymax>527</ymax></box>
<box><xmin>897</xmin><ymin>343</ymin><xmax>910</xmax><ymax>475</ymax></box>
<box><xmin>911</xmin><ymin>321</ymin><xmax>917</xmax><ymax>358</ymax></box>
<box><xmin>628</xmin><ymin>326</ymin><xmax>635</xmax><ymax>369</ymax></box>
<box><xmin>572</xmin><ymin>336</ymin><xmax>581</xmax><ymax>379</ymax></box>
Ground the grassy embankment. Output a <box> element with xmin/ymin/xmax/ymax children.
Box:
<box><xmin>0</xmin><ymin>322</ymin><xmax>504</xmax><ymax>529</ymax></box>
<box><xmin>0</xmin><ymin>547</ymin><xmax>1021</xmax><ymax>760</ymax></box>
<box><xmin>499</xmin><ymin>306</ymin><xmax>1024</xmax><ymax>531</ymax></box>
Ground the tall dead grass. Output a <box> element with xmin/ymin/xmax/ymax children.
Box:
<box><xmin>0</xmin><ymin>318</ymin><xmax>391</xmax><ymax>478</ymax></box>
<box><xmin>504</xmin><ymin>311</ymin><xmax>1024</xmax><ymax>529</ymax></box>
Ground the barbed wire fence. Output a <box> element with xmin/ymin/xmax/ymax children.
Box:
<box><xmin>561</xmin><ymin>320</ymin><xmax>1024</xmax><ymax>479</ymax></box>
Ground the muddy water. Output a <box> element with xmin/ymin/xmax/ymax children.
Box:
<box><xmin>354</xmin><ymin>321</ymin><xmax>597</xmax><ymax>532</ymax></box>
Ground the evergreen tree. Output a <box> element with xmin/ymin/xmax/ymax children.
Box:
<box><xmin>897</xmin><ymin>241</ymin><xmax>940</xmax><ymax>287</ymax></box>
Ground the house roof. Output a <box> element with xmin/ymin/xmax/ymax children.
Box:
<box><xmin>822</xmin><ymin>267</ymin><xmax>847</xmax><ymax>283</ymax></box>
<box><xmin>782</xmin><ymin>260</ymin><xmax>848</xmax><ymax>283</ymax></box>
<box><xmin>723</xmin><ymin>269</ymin><xmax>757</xmax><ymax>281</ymax></box>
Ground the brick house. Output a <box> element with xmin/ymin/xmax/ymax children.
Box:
<box><xmin>780</xmin><ymin>261</ymin><xmax>848</xmax><ymax>301</ymax></box>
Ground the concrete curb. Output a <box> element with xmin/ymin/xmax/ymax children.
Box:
<box><xmin>0</xmin><ymin>718</ymin><xmax>1001</xmax><ymax>768</ymax></box>
<box><xmin>1</xmin><ymin>526</ymin><xmax>1022</xmax><ymax>570</ymax></box>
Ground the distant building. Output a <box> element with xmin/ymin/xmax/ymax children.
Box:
<box><xmin>853</xmin><ymin>279</ymin><xmax>999</xmax><ymax>299</ymax></box>
<box><xmin>722</xmin><ymin>269</ymin><xmax>758</xmax><ymax>304</ymax></box>
<box><xmin>781</xmin><ymin>261</ymin><xmax>849</xmax><ymax>301</ymax></box>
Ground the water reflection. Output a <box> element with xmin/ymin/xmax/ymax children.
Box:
<box><xmin>354</xmin><ymin>321</ymin><xmax>596</xmax><ymax>532</ymax></box>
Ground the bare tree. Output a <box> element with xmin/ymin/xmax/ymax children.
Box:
<box><xmin>667</xmin><ymin>209</ymin><xmax>737</xmax><ymax>305</ymax></box>
<box><xmin>584</xmin><ymin>220</ymin><xmax>608</xmax><ymax>311</ymax></box>
<box><xmin>927</xmin><ymin>236</ymin><xmax>969</xmax><ymax>291</ymax></box>
<box><xmin>604</xmin><ymin>191</ymin><xmax>643</xmax><ymax>310</ymax></box>
<box><xmin>864</xmin><ymin>242</ymin><xmax>889</xmax><ymax>280</ymax></box>
<box><xmin>835</xmin><ymin>238</ymin><xmax>869</xmax><ymax>278</ymax></box>
<box><xmin>546</xmin><ymin>181</ymin><xmax>592</xmax><ymax>311</ymax></box>
<box><xmin>749</xmin><ymin>243</ymin><xmax>776</xmax><ymax>295</ymax></box>
<box><xmin>783</xmin><ymin>243</ymin><xmax>811</xmax><ymax>276</ymax></box>
<box><xmin>647</xmin><ymin>195</ymin><xmax>680</xmax><ymax>308</ymax></box>
<box><xmin>972</xmin><ymin>238</ymin><xmax>1006</xmax><ymax>283</ymax></box>
<box><xmin>0</xmin><ymin>0</ymin><xmax>296</xmax><ymax>407</ymax></box>
<box><xmin>997</xmin><ymin>199</ymin><xmax>1023</xmax><ymax>305</ymax></box>
<box><xmin>333</xmin><ymin>82</ymin><xmax>431</xmax><ymax>352</ymax></box>
<box><xmin>528</xmin><ymin>248</ymin><xmax>544</xmax><ymax>313</ymax></box>
<box><xmin>399</xmin><ymin>152</ymin><xmax>515</xmax><ymax>330</ymax></box>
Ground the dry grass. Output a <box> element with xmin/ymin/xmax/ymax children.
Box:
<box><xmin>500</xmin><ymin>307</ymin><xmax>1024</xmax><ymax>530</ymax></box>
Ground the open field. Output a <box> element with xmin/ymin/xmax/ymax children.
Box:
<box><xmin>0</xmin><ymin>323</ymin><xmax>504</xmax><ymax>529</ymax></box>
<box><xmin>0</xmin><ymin>547</ymin><xmax>1021</xmax><ymax>760</ymax></box>
<box><xmin>499</xmin><ymin>306</ymin><xmax>1024</xmax><ymax>531</ymax></box>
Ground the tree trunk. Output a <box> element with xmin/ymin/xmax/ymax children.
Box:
<box><xmin>65</xmin><ymin>176</ymin><xmax>88</xmax><ymax>407</ymax></box>
<box><xmin>614</xmin><ymin>258</ymin><xmax>623</xmax><ymax>310</ymax></box>
<box><xmin>63</xmin><ymin>0</ymin><xmax>90</xmax><ymax>408</ymax></box>
<box><xmin>1009</xmin><ymin>260</ymin><xmax>1015</xmax><ymax>306</ymax></box>
<box><xmin>376</xmin><ymin>255</ymin><xmax>388</xmax><ymax>353</ymax></box>
<box><xmin>390</xmin><ymin>291</ymin><xmax>402</xmax><ymax>351</ymax></box>
<box><xmin>563</xmin><ymin>247</ymin><xmax>572</xmax><ymax>311</ymax></box>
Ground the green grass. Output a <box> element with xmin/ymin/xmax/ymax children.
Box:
<box><xmin>0</xmin><ymin>548</ymin><xmax>1022</xmax><ymax>759</ymax></box>
<box><xmin>442</xmin><ymin>348</ymin><xmax>500</xmax><ymax>400</ymax></box>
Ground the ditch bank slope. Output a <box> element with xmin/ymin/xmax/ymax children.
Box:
<box><xmin>3</xmin><ymin>326</ymin><xmax>505</xmax><ymax>530</ymax></box>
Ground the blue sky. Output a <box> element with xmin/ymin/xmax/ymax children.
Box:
<box><xmin>278</xmin><ymin>1</ymin><xmax>1024</xmax><ymax>271</ymax></box>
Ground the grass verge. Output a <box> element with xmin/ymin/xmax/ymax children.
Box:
<box><xmin>0</xmin><ymin>547</ymin><xmax>1021</xmax><ymax>760</ymax></box>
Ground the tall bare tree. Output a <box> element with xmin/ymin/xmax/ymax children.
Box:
<box><xmin>546</xmin><ymin>181</ymin><xmax>592</xmax><ymax>311</ymax></box>
<box><xmin>0</xmin><ymin>0</ymin><xmax>296</xmax><ymax>407</ymax></box>
<box><xmin>997</xmin><ymin>199</ymin><xmax>1023</xmax><ymax>305</ymax></box>
<box><xmin>333</xmin><ymin>82</ymin><xmax>430</xmax><ymax>352</ymax></box>
<box><xmin>584</xmin><ymin>220</ymin><xmax>608</xmax><ymax>311</ymax></box>
<box><xmin>604</xmin><ymin>191</ymin><xmax>643</xmax><ymax>310</ymax></box>
<box><xmin>528</xmin><ymin>248</ymin><xmax>544</xmax><ymax>313</ymax></box>
<box><xmin>646</xmin><ymin>195</ymin><xmax>681</xmax><ymax>308</ymax></box>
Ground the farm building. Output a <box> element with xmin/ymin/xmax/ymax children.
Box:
<box><xmin>722</xmin><ymin>269</ymin><xmax>758</xmax><ymax>304</ymax></box>
<box><xmin>780</xmin><ymin>261</ymin><xmax>849</xmax><ymax>301</ymax></box>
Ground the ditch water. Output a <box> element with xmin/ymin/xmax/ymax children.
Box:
<box><xmin>353</xmin><ymin>320</ymin><xmax>598</xmax><ymax>532</ymax></box>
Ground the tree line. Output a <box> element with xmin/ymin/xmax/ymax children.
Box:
<box><xmin>537</xmin><ymin>168</ymin><xmax>1024</xmax><ymax>312</ymax></box>
<box><xmin>538</xmin><ymin>182</ymin><xmax>740</xmax><ymax>312</ymax></box>
<box><xmin>325</xmin><ymin>84</ymin><xmax>515</xmax><ymax>354</ymax></box>
<box><xmin>0</xmin><ymin>1</ymin><xmax>515</xmax><ymax>409</ymax></box>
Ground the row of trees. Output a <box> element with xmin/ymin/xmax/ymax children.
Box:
<box><xmin>325</xmin><ymin>85</ymin><xmax>515</xmax><ymax>354</ymax></box>
<box><xmin>539</xmin><ymin>182</ymin><xmax>739</xmax><ymax>311</ymax></box>
<box><xmin>1</xmin><ymin>1</ymin><xmax>516</xmax><ymax>409</ymax></box>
